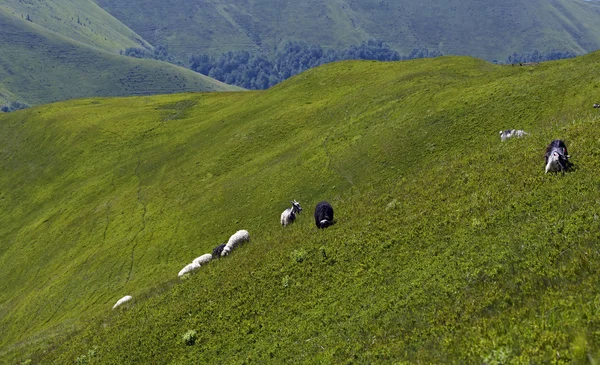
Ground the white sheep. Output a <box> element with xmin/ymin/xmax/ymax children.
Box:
<box><xmin>221</xmin><ymin>230</ymin><xmax>250</xmax><ymax>256</ymax></box>
<box><xmin>499</xmin><ymin>129</ymin><xmax>528</xmax><ymax>141</ymax></box>
<box><xmin>112</xmin><ymin>295</ymin><xmax>132</xmax><ymax>309</ymax></box>
<box><xmin>192</xmin><ymin>253</ymin><xmax>213</xmax><ymax>266</ymax></box>
<box><xmin>178</xmin><ymin>262</ymin><xmax>201</xmax><ymax>278</ymax></box>
<box><xmin>280</xmin><ymin>200</ymin><xmax>302</xmax><ymax>227</ymax></box>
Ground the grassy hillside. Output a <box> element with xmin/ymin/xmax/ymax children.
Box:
<box><xmin>0</xmin><ymin>10</ymin><xmax>240</xmax><ymax>107</ymax></box>
<box><xmin>0</xmin><ymin>0</ymin><xmax>150</xmax><ymax>53</ymax></box>
<box><xmin>92</xmin><ymin>0</ymin><xmax>600</xmax><ymax>61</ymax></box>
<box><xmin>3</xmin><ymin>53</ymin><xmax>600</xmax><ymax>363</ymax></box>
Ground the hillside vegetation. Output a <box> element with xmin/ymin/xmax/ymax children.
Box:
<box><xmin>0</xmin><ymin>0</ymin><xmax>149</xmax><ymax>53</ymax></box>
<box><xmin>3</xmin><ymin>54</ymin><xmax>600</xmax><ymax>363</ymax></box>
<box><xmin>93</xmin><ymin>0</ymin><xmax>600</xmax><ymax>61</ymax></box>
<box><xmin>0</xmin><ymin>10</ymin><xmax>240</xmax><ymax>107</ymax></box>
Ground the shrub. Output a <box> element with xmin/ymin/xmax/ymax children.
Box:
<box><xmin>183</xmin><ymin>330</ymin><xmax>197</xmax><ymax>346</ymax></box>
<box><xmin>291</xmin><ymin>249</ymin><xmax>308</xmax><ymax>263</ymax></box>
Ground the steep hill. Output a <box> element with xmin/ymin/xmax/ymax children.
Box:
<box><xmin>0</xmin><ymin>10</ymin><xmax>240</xmax><ymax>107</ymax></box>
<box><xmin>92</xmin><ymin>0</ymin><xmax>600</xmax><ymax>61</ymax></box>
<box><xmin>3</xmin><ymin>54</ymin><xmax>600</xmax><ymax>363</ymax></box>
<box><xmin>0</xmin><ymin>0</ymin><xmax>150</xmax><ymax>53</ymax></box>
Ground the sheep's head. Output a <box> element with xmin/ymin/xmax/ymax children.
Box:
<box><xmin>545</xmin><ymin>151</ymin><xmax>560</xmax><ymax>173</ymax></box>
<box><xmin>291</xmin><ymin>200</ymin><xmax>302</xmax><ymax>214</ymax></box>
<box><xmin>500</xmin><ymin>130</ymin><xmax>512</xmax><ymax>141</ymax></box>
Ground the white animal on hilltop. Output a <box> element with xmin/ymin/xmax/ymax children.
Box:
<box><xmin>280</xmin><ymin>200</ymin><xmax>302</xmax><ymax>227</ymax></box>
<box><xmin>193</xmin><ymin>253</ymin><xmax>213</xmax><ymax>266</ymax></box>
<box><xmin>221</xmin><ymin>230</ymin><xmax>250</xmax><ymax>256</ymax></box>
<box><xmin>178</xmin><ymin>262</ymin><xmax>201</xmax><ymax>278</ymax></box>
<box><xmin>500</xmin><ymin>129</ymin><xmax>528</xmax><ymax>141</ymax></box>
<box><xmin>112</xmin><ymin>295</ymin><xmax>132</xmax><ymax>309</ymax></box>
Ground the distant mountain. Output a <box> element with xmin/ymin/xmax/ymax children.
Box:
<box><xmin>92</xmin><ymin>0</ymin><xmax>600</xmax><ymax>61</ymax></box>
<box><xmin>0</xmin><ymin>4</ymin><xmax>239</xmax><ymax>107</ymax></box>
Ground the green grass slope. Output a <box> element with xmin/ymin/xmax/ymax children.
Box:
<box><xmin>0</xmin><ymin>11</ymin><xmax>240</xmax><ymax>107</ymax></box>
<box><xmin>92</xmin><ymin>0</ymin><xmax>600</xmax><ymax>61</ymax></box>
<box><xmin>0</xmin><ymin>0</ymin><xmax>151</xmax><ymax>53</ymax></box>
<box><xmin>3</xmin><ymin>53</ymin><xmax>600</xmax><ymax>363</ymax></box>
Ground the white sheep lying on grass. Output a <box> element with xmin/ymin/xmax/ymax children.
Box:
<box><xmin>178</xmin><ymin>262</ymin><xmax>201</xmax><ymax>278</ymax></box>
<box><xmin>221</xmin><ymin>230</ymin><xmax>250</xmax><ymax>256</ymax></box>
<box><xmin>500</xmin><ymin>129</ymin><xmax>528</xmax><ymax>141</ymax></box>
<box><xmin>192</xmin><ymin>253</ymin><xmax>213</xmax><ymax>266</ymax></box>
<box><xmin>112</xmin><ymin>295</ymin><xmax>132</xmax><ymax>309</ymax></box>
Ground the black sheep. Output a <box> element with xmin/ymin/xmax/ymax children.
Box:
<box><xmin>544</xmin><ymin>139</ymin><xmax>572</xmax><ymax>173</ymax></box>
<box><xmin>314</xmin><ymin>201</ymin><xmax>335</xmax><ymax>229</ymax></box>
<box><xmin>212</xmin><ymin>243</ymin><xmax>226</xmax><ymax>258</ymax></box>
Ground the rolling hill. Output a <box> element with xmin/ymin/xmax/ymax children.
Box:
<box><xmin>2</xmin><ymin>52</ymin><xmax>600</xmax><ymax>363</ymax></box>
<box><xmin>0</xmin><ymin>10</ymin><xmax>240</xmax><ymax>107</ymax></box>
<box><xmin>92</xmin><ymin>0</ymin><xmax>600</xmax><ymax>61</ymax></box>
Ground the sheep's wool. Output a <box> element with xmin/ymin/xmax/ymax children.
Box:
<box><xmin>112</xmin><ymin>295</ymin><xmax>133</xmax><ymax>309</ymax></box>
<box><xmin>178</xmin><ymin>262</ymin><xmax>201</xmax><ymax>277</ymax></box>
<box><xmin>221</xmin><ymin>230</ymin><xmax>250</xmax><ymax>256</ymax></box>
<box><xmin>193</xmin><ymin>253</ymin><xmax>213</xmax><ymax>266</ymax></box>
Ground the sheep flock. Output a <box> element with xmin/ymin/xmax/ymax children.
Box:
<box><xmin>113</xmin><ymin>122</ymin><xmax>576</xmax><ymax>310</ymax></box>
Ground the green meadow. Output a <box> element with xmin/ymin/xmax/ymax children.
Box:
<box><xmin>2</xmin><ymin>53</ymin><xmax>600</xmax><ymax>363</ymax></box>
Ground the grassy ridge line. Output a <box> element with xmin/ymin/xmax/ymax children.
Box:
<box><xmin>0</xmin><ymin>10</ymin><xmax>241</xmax><ymax>106</ymax></box>
<box><xmin>0</xmin><ymin>0</ymin><xmax>150</xmax><ymax>53</ymax></box>
<box><xmin>2</xmin><ymin>54</ymin><xmax>600</xmax><ymax>362</ymax></box>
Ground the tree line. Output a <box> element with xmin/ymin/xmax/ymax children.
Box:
<box><xmin>188</xmin><ymin>41</ymin><xmax>443</xmax><ymax>89</ymax></box>
<box><xmin>122</xmin><ymin>42</ymin><xmax>580</xmax><ymax>90</ymax></box>
<box><xmin>504</xmin><ymin>49</ymin><xmax>576</xmax><ymax>64</ymax></box>
<box><xmin>0</xmin><ymin>100</ymin><xmax>30</xmax><ymax>113</ymax></box>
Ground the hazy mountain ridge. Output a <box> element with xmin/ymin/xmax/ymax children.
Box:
<box><xmin>93</xmin><ymin>0</ymin><xmax>600</xmax><ymax>61</ymax></box>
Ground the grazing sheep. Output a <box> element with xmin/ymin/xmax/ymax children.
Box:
<box><xmin>280</xmin><ymin>200</ymin><xmax>302</xmax><ymax>227</ymax></box>
<box><xmin>314</xmin><ymin>201</ymin><xmax>335</xmax><ymax>229</ymax></box>
<box><xmin>192</xmin><ymin>253</ymin><xmax>213</xmax><ymax>266</ymax></box>
<box><xmin>221</xmin><ymin>230</ymin><xmax>250</xmax><ymax>256</ymax></box>
<box><xmin>544</xmin><ymin>139</ymin><xmax>572</xmax><ymax>173</ymax></box>
<box><xmin>499</xmin><ymin>129</ymin><xmax>528</xmax><ymax>141</ymax></box>
<box><xmin>178</xmin><ymin>262</ymin><xmax>201</xmax><ymax>278</ymax></box>
<box><xmin>112</xmin><ymin>295</ymin><xmax>132</xmax><ymax>309</ymax></box>
<box><xmin>212</xmin><ymin>243</ymin><xmax>226</xmax><ymax>258</ymax></box>
<box><xmin>594</xmin><ymin>103</ymin><xmax>600</xmax><ymax>109</ymax></box>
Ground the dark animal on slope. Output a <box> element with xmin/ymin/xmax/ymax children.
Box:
<box><xmin>314</xmin><ymin>201</ymin><xmax>335</xmax><ymax>229</ymax></box>
<box><xmin>544</xmin><ymin>139</ymin><xmax>572</xmax><ymax>173</ymax></box>
<box><xmin>212</xmin><ymin>243</ymin><xmax>226</xmax><ymax>258</ymax></box>
<box><xmin>594</xmin><ymin>103</ymin><xmax>599</xmax><ymax>108</ymax></box>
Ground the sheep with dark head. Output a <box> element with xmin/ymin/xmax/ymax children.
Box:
<box><xmin>544</xmin><ymin>139</ymin><xmax>572</xmax><ymax>173</ymax></box>
<box><xmin>314</xmin><ymin>201</ymin><xmax>335</xmax><ymax>229</ymax></box>
<box><xmin>280</xmin><ymin>200</ymin><xmax>302</xmax><ymax>227</ymax></box>
<box><xmin>593</xmin><ymin>103</ymin><xmax>599</xmax><ymax>109</ymax></box>
<box><xmin>212</xmin><ymin>243</ymin><xmax>226</xmax><ymax>258</ymax></box>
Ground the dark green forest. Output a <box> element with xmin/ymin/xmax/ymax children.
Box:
<box><xmin>123</xmin><ymin>41</ymin><xmax>579</xmax><ymax>90</ymax></box>
<box><xmin>125</xmin><ymin>41</ymin><xmax>441</xmax><ymax>90</ymax></box>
